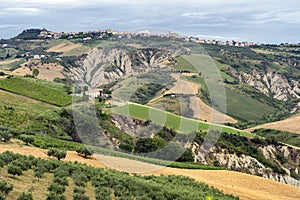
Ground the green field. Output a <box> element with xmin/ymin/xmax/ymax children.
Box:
<box><xmin>182</xmin><ymin>66</ymin><xmax>278</xmax><ymax>121</ymax></box>
<box><xmin>20</xmin><ymin>77</ymin><xmax>67</xmax><ymax>93</ymax></box>
<box><xmin>112</xmin><ymin>102</ymin><xmax>253</xmax><ymax>137</ymax></box>
<box><xmin>176</xmin><ymin>55</ymin><xmax>235</xmax><ymax>81</ymax></box>
<box><xmin>0</xmin><ymin>77</ymin><xmax>72</xmax><ymax>107</ymax></box>
<box><xmin>0</xmin><ymin>90</ymin><xmax>56</xmax><ymax>118</ymax></box>
<box><xmin>174</xmin><ymin>56</ymin><xmax>199</xmax><ymax>72</ymax></box>
<box><xmin>253</xmin><ymin>129</ymin><xmax>300</xmax><ymax>147</ymax></box>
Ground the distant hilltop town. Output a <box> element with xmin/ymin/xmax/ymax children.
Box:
<box><xmin>37</xmin><ymin>28</ymin><xmax>257</xmax><ymax>47</ymax></box>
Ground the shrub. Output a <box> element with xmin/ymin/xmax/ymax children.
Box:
<box><xmin>73</xmin><ymin>186</ymin><xmax>85</xmax><ymax>195</ymax></box>
<box><xmin>54</xmin><ymin>151</ymin><xmax>67</xmax><ymax>160</ymax></box>
<box><xmin>176</xmin><ymin>149</ymin><xmax>194</xmax><ymax>162</ymax></box>
<box><xmin>19</xmin><ymin>135</ymin><xmax>34</xmax><ymax>145</ymax></box>
<box><xmin>53</xmin><ymin>177</ymin><xmax>69</xmax><ymax>186</ymax></box>
<box><xmin>47</xmin><ymin>148</ymin><xmax>67</xmax><ymax>161</ymax></box>
<box><xmin>17</xmin><ymin>192</ymin><xmax>33</xmax><ymax>200</ymax></box>
<box><xmin>76</xmin><ymin>146</ymin><xmax>93</xmax><ymax>158</ymax></box>
<box><xmin>0</xmin><ymin>181</ymin><xmax>13</xmax><ymax>195</ymax></box>
<box><xmin>73</xmin><ymin>193</ymin><xmax>89</xmax><ymax>200</ymax></box>
<box><xmin>7</xmin><ymin>165</ymin><xmax>23</xmax><ymax>177</ymax></box>
<box><xmin>72</xmin><ymin>173</ymin><xmax>88</xmax><ymax>187</ymax></box>
<box><xmin>48</xmin><ymin>183</ymin><xmax>66</xmax><ymax>194</ymax></box>
<box><xmin>95</xmin><ymin>187</ymin><xmax>111</xmax><ymax>200</ymax></box>
<box><xmin>0</xmin><ymin>131</ymin><xmax>13</xmax><ymax>142</ymax></box>
<box><xmin>46</xmin><ymin>192</ymin><xmax>66</xmax><ymax>200</ymax></box>
<box><xmin>34</xmin><ymin>167</ymin><xmax>43</xmax><ymax>180</ymax></box>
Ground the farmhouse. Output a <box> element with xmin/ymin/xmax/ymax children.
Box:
<box><xmin>87</xmin><ymin>89</ymin><xmax>103</xmax><ymax>98</ymax></box>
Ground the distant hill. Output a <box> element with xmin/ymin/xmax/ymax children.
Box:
<box><xmin>15</xmin><ymin>29</ymin><xmax>42</xmax><ymax>40</ymax></box>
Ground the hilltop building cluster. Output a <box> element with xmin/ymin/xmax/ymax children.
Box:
<box><xmin>38</xmin><ymin>28</ymin><xmax>257</xmax><ymax>47</ymax></box>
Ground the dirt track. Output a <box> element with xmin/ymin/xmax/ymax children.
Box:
<box><xmin>0</xmin><ymin>142</ymin><xmax>299</xmax><ymax>200</ymax></box>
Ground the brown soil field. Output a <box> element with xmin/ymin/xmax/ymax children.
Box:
<box><xmin>13</xmin><ymin>61</ymin><xmax>65</xmax><ymax>81</ymax></box>
<box><xmin>46</xmin><ymin>41</ymin><xmax>82</xmax><ymax>53</ymax></box>
<box><xmin>0</xmin><ymin>141</ymin><xmax>299</xmax><ymax>200</ymax></box>
<box><xmin>246</xmin><ymin>114</ymin><xmax>300</xmax><ymax>134</ymax></box>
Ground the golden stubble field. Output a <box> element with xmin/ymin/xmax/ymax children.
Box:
<box><xmin>0</xmin><ymin>141</ymin><xmax>299</xmax><ymax>200</ymax></box>
<box><xmin>166</xmin><ymin>73</ymin><xmax>237</xmax><ymax>124</ymax></box>
<box><xmin>246</xmin><ymin>114</ymin><xmax>300</xmax><ymax>134</ymax></box>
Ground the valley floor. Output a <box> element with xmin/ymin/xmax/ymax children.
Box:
<box><xmin>1</xmin><ymin>141</ymin><xmax>300</xmax><ymax>200</ymax></box>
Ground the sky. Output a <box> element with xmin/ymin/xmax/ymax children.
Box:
<box><xmin>0</xmin><ymin>0</ymin><xmax>299</xmax><ymax>43</ymax></box>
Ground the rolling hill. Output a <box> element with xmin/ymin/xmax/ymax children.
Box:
<box><xmin>0</xmin><ymin>142</ymin><xmax>300</xmax><ymax>200</ymax></box>
<box><xmin>0</xmin><ymin>30</ymin><xmax>300</xmax><ymax>199</ymax></box>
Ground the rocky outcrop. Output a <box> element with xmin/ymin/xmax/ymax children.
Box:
<box><xmin>192</xmin><ymin>142</ymin><xmax>300</xmax><ymax>187</ymax></box>
<box><xmin>263</xmin><ymin>173</ymin><xmax>300</xmax><ymax>187</ymax></box>
<box><xmin>239</xmin><ymin>69</ymin><xmax>300</xmax><ymax>102</ymax></box>
<box><xmin>65</xmin><ymin>47</ymin><xmax>179</xmax><ymax>88</ymax></box>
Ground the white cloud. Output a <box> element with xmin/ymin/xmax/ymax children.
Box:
<box><xmin>196</xmin><ymin>34</ymin><xmax>241</xmax><ymax>41</ymax></box>
<box><xmin>0</xmin><ymin>7</ymin><xmax>42</xmax><ymax>16</ymax></box>
<box><xmin>184</xmin><ymin>23</ymin><xmax>228</xmax><ymax>28</ymax></box>
<box><xmin>0</xmin><ymin>24</ymin><xmax>20</xmax><ymax>29</ymax></box>
<box><xmin>181</xmin><ymin>12</ymin><xmax>210</xmax><ymax>17</ymax></box>
<box><xmin>252</xmin><ymin>10</ymin><xmax>300</xmax><ymax>24</ymax></box>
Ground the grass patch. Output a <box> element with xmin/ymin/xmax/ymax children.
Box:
<box><xmin>0</xmin><ymin>90</ymin><xmax>57</xmax><ymax>118</ymax></box>
<box><xmin>174</xmin><ymin>56</ymin><xmax>198</xmax><ymax>72</ymax></box>
<box><xmin>0</xmin><ymin>105</ymin><xmax>29</xmax><ymax>128</ymax></box>
<box><xmin>0</xmin><ymin>77</ymin><xmax>71</xmax><ymax>107</ymax></box>
<box><xmin>112</xmin><ymin>102</ymin><xmax>252</xmax><ymax>137</ymax></box>
<box><xmin>61</xmin><ymin>45</ymin><xmax>90</xmax><ymax>56</ymax></box>
<box><xmin>182</xmin><ymin>75</ymin><xmax>277</xmax><ymax>121</ymax></box>
<box><xmin>0</xmin><ymin>59</ymin><xmax>25</xmax><ymax>71</ymax></box>
<box><xmin>253</xmin><ymin>128</ymin><xmax>300</xmax><ymax>147</ymax></box>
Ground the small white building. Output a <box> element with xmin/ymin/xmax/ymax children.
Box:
<box><xmin>87</xmin><ymin>89</ymin><xmax>103</xmax><ymax>98</ymax></box>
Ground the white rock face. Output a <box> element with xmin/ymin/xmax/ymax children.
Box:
<box><xmin>65</xmin><ymin>47</ymin><xmax>178</xmax><ymax>88</ymax></box>
<box><xmin>192</xmin><ymin>143</ymin><xmax>300</xmax><ymax>187</ymax></box>
<box><xmin>239</xmin><ymin>70</ymin><xmax>300</xmax><ymax>101</ymax></box>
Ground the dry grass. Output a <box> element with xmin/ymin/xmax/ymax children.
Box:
<box><xmin>13</xmin><ymin>61</ymin><xmax>65</xmax><ymax>81</ymax></box>
<box><xmin>46</xmin><ymin>40</ymin><xmax>91</xmax><ymax>56</ymax></box>
<box><xmin>0</xmin><ymin>59</ymin><xmax>21</xmax><ymax>65</ymax></box>
<box><xmin>65</xmin><ymin>177</ymin><xmax>75</xmax><ymax>200</ymax></box>
<box><xmin>0</xmin><ymin>141</ymin><xmax>106</xmax><ymax>168</ymax></box>
<box><xmin>46</xmin><ymin>41</ymin><xmax>82</xmax><ymax>53</ymax></box>
<box><xmin>163</xmin><ymin>73</ymin><xmax>237</xmax><ymax>123</ymax></box>
<box><xmin>189</xmin><ymin>96</ymin><xmax>237</xmax><ymax>124</ymax></box>
<box><xmin>167</xmin><ymin>74</ymin><xmax>199</xmax><ymax>95</ymax></box>
<box><xmin>1</xmin><ymin>141</ymin><xmax>300</xmax><ymax>200</ymax></box>
<box><xmin>150</xmin><ymin>168</ymin><xmax>300</xmax><ymax>200</ymax></box>
<box><xmin>246</xmin><ymin>114</ymin><xmax>300</xmax><ymax>134</ymax></box>
<box><xmin>1</xmin><ymin>168</ymin><xmax>52</xmax><ymax>200</ymax></box>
